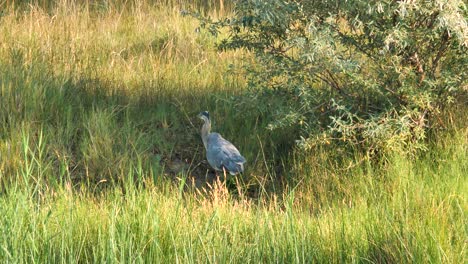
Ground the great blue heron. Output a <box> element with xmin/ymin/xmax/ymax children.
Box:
<box><xmin>198</xmin><ymin>111</ymin><xmax>246</xmax><ymax>175</ymax></box>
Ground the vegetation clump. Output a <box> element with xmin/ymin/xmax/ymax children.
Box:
<box><xmin>195</xmin><ymin>0</ymin><xmax>467</xmax><ymax>156</ymax></box>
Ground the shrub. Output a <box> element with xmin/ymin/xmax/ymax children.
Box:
<box><xmin>192</xmin><ymin>0</ymin><xmax>467</xmax><ymax>156</ymax></box>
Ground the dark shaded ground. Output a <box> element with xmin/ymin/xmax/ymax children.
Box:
<box><xmin>161</xmin><ymin>153</ymin><xmax>217</xmax><ymax>188</ymax></box>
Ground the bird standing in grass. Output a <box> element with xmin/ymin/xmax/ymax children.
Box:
<box><xmin>198</xmin><ymin>111</ymin><xmax>246</xmax><ymax>176</ymax></box>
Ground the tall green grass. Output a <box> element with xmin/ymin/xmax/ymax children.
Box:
<box><xmin>1</xmin><ymin>129</ymin><xmax>466</xmax><ymax>262</ymax></box>
<box><xmin>0</xmin><ymin>1</ymin><xmax>260</xmax><ymax>184</ymax></box>
<box><xmin>0</xmin><ymin>1</ymin><xmax>466</xmax><ymax>262</ymax></box>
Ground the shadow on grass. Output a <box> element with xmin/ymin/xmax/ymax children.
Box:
<box><xmin>0</xmin><ymin>56</ymin><xmax>298</xmax><ymax>197</ymax></box>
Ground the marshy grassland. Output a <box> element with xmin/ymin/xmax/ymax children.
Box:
<box><xmin>0</xmin><ymin>1</ymin><xmax>466</xmax><ymax>263</ymax></box>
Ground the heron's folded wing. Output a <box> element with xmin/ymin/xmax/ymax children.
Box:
<box><xmin>207</xmin><ymin>136</ymin><xmax>246</xmax><ymax>174</ymax></box>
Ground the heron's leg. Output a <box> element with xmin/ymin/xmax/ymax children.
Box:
<box><xmin>214</xmin><ymin>171</ymin><xmax>221</xmax><ymax>189</ymax></box>
<box><xmin>222</xmin><ymin>167</ymin><xmax>228</xmax><ymax>186</ymax></box>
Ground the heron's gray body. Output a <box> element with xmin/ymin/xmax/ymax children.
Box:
<box><xmin>206</xmin><ymin>133</ymin><xmax>245</xmax><ymax>175</ymax></box>
<box><xmin>198</xmin><ymin>111</ymin><xmax>246</xmax><ymax>175</ymax></box>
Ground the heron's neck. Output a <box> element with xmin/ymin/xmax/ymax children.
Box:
<box><xmin>201</xmin><ymin>119</ymin><xmax>211</xmax><ymax>149</ymax></box>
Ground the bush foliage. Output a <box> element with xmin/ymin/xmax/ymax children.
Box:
<box><xmin>194</xmin><ymin>0</ymin><xmax>467</xmax><ymax>156</ymax></box>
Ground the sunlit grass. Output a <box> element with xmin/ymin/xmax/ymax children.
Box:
<box><xmin>0</xmin><ymin>1</ymin><xmax>466</xmax><ymax>263</ymax></box>
<box><xmin>1</xmin><ymin>130</ymin><xmax>466</xmax><ymax>262</ymax></box>
<box><xmin>0</xmin><ymin>0</ymin><xmax>253</xmax><ymax>183</ymax></box>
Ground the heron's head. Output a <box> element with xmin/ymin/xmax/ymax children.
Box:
<box><xmin>198</xmin><ymin>111</ymin><xmax>210</xmax><ymax>123</ymax></box>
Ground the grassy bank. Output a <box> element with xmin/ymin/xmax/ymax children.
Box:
<box><xmin>0</xmin><ymin>1</ymin><xmax>466</xmax><ymax>263</ymax></box>
<box><xmin>0</xmin><ymin>1</ymin><xmax>254</xmax><ymax>184</ymax></box>
<box><xmin>1</xmin><ymin>130</ymin><xmax>466</xmax><ymax>262</ymax></box>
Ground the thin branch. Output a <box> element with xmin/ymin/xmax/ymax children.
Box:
<box><xmin>431</xmin><ymin>31</ymin><xmax>449</xmax><ymax>77</ymax></box>
<box><xmin>315</xmin><ymin>71</ymin><xmax>352</xmax><ymax>99</ymax></box>
<box><xmin>409</xmin><ymin>51</ymin><xmax>425</xmax><ymax>84</ymax></box>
